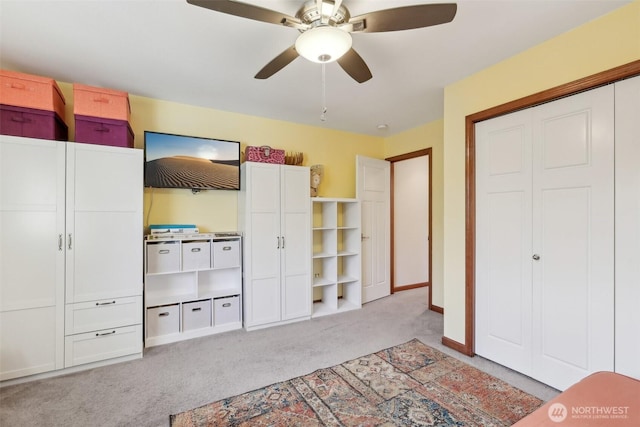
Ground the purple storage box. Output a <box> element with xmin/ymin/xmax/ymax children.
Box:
<box><xmin>74</xmin><ymin>114</ymin><xmax>134</xmax><ymax>148</ymax></box>
<box><xmin>0</xmin><ymin>104</ymin><xmax>68</xmax><ymax>141</ymax></box>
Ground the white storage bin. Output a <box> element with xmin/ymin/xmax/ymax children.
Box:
<box><xmin>182</xmin><ymin>241</ymin><xmax>211</xmax><ymax>271</ymax></box>
<box><xmin>182</xmin><ymin>300</ymin><xmax>211</xmax><ymax>331</ymax></box>
<box><xmin>212</xmin><ymin>240</ymin><xmax>240</xmax><ymax>269</ymax></box>
<box><xmin>214</xmin><ymin>295</ymin><xmax>240</xmax><ymax>325</ymax></box>
<box><xmin>147</xmin><ymin>304</ymin><xmax>179</xmax><ymax>338</ymax></box>
<box><xmin>146</xmin><ymin>242</ymin><xmax>180</xmax><ymax>274</ymax></box>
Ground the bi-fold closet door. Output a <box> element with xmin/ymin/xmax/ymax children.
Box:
<box><xmin>475</xmin><ymin>83</ymin><xmax>615</xmax><ymax>391</ymax></box>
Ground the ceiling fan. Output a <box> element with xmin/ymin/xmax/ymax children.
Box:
<box><xmin>186</xmin><ymin>0</ymin><xmax>457</xmax><ymax>83</ymax></box>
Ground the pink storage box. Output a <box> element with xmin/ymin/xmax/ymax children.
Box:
<box><xmin>245</xmin><ymin>146</ymin><xmax>285</xmax><ymax>164</ymax></box>
<box><xmin>0</xmin><ymin>104</ymin><xmax>68</xmax><ymax>141</ymax></box>
<box><xmin>0</xmin><ymin>69</ymin><xmax>66</xmax><ymax>120</ymax></box>
<box><xmin>73</xmin><ymin>83</ymin><xmax>131</xmax><ymax>121</ymax></box>
<box><xmin>74</xmin><ymin>115</ymin><xmax>134</xmax><ymax>148</ymax></box>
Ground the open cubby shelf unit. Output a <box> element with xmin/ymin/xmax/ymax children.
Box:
<box><xmin>311</xmin><ymin>197</ymin><xmax>361</xmax><ymax>317</ymax></box>
<box><xmin>144</xmin><ymin>234</ymin><xmax>242</xmax><ymax>347</ymax></box>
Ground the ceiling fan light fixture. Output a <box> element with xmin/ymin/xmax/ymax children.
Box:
<box><xmin>295</xmin><ymin>26</ymin><xmax>352</xmax><ymax>63</ymax></box>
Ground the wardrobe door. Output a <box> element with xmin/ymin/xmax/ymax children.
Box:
<box><xmin>530</xmin><ymin>84</ymin><xmax>614</xmax><ymax>390</ymax></box>
<box><xmin>280</xmin><ymin>165</ymin><xmax>311</xmax><ymax>321</ymax></box>
<box><xmin>475</xmin><ymin>109</ymin><xmax>533</xmax><ymax>376</ymax></box>
<box><xmin>0</xmin><ymin>137</ymin><xmax>65</xmax><ymax>380</ymax></box>
<box><xmin>65</xmin><ymin>143</ymin><xmax>143</xmax><ymax>303</ymax></box>
<box><xmin>243</xmin><ymin>163</ymin><xmax>282</xmax><ymax>328</ymax></box>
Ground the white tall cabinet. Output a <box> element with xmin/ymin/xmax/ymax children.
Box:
<box><xmin>0</xmin><ymin>135</ymin><xmax>143</xmax><ymax>382</ymax></box>
<box><xmin>239</xmin><ymin>162</ymin><xmax>311</xmax><ymax>330</ymax></box>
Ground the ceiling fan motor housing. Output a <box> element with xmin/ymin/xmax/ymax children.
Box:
<box><xmin>296</xmin><ymin>0</ymin><xmax>351</xmax><ymax>27</ymax></box>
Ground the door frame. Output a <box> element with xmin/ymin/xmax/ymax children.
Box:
<box><xmin>386</xmin><ymin>148</ymin><xmax>437</xmax><ymax>311</ymax></box>
<box><xmin>450</xmin><ymin>60</ymin><xmax>640</xmax><ymax>357</ymax></box>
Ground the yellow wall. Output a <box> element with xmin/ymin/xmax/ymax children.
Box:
<box><xmin>442</xmin><ymin>1</ymin><xmax>640</xmax><ymax>344</ymax></box>
<box><xmin>57</xmin><ymin>82</ymin><xmax>384</xmax><ymax>232</ymax></box>
<box><xmin>385</xmin><ymin>119</ymin><xmax>444</xmax><ymax>307</ymax></box>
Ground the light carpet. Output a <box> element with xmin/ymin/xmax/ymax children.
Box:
<box><xmin>171</xmin><ymin>338</ymin><xmax>543</xmax><ymax>426</ymax></box>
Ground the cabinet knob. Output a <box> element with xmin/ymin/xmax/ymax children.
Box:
<box><xmin>532</xmin><ymin>254</ymin><xmax>540</xmax><ymax>261</ymax></box>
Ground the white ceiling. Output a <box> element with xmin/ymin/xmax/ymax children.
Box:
<box><xmin>0</xmin><ymin>0</ymin><xmax>631</xmax><ymax>136</ymax></box>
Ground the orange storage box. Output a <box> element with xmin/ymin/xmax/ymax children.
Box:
<box><xmin>73</xmin><ymin>83</ymin><xmax>130</xmax><ymax>121</ymax></box>
<box><xmin>0</xmin><ymin>69</ymin><xmax>66</xmax><ymax>120</ymax></box>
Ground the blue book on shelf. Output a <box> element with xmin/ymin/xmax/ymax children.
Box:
<box><xmin>149</xmin><ymin>224</ymin><xmax>198</xmax><ymax>234</ymax></box>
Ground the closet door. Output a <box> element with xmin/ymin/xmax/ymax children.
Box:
<box><xmin>614</xmin><ymin>75</ymin><xmax>640</xmax><ymax>379</ymax></box>
<box><xmin>531</xmin><ymin>85</ymin><xmax>614</xmax><ymax>390</ymax></box>
<box><xmin>475</xmin><ymin>84</ymin><xmax>615</xmax><ymax>391</ymax></box>
<box><xmin>475</xmin><ymin>108</ymin><xmax>533</xmax><ymax>376</ymax></box>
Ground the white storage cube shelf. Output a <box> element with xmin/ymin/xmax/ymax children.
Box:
<box><xmin>311</xmin><ymin>198</ymin><xmax>362</xmax><ymax>318</ymax></box>
<box><xmin>144</xmin><ymin>234</ymin><xmax>243</xmax><ymax>347</ymax></box>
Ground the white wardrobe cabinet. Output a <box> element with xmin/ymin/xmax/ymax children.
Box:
<box><xmin>239</xmin><ymin>162</ymin><xmax>311</xmax><ymax>330</ymax></box>
<box><xmin>63</xmin><ymin>142</ymin><xmax>143</xmax><ymax>368</ymax></box>
<box><xmin>0</xmin><ymin>136</ymin><xmax>143</xmax><ymax>382</ymax></box>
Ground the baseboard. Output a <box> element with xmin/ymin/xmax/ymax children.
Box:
<box><xmin>429</xmin><ymin>304</ymin><xmax>443</xmax><ymax>314</ymax></box>
<box><xmin>442</xmin><ymin>336</ymin><xmax>474</xmax><ymax>357</ymax></box>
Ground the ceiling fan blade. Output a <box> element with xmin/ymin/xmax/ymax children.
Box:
<box><xmin>255</xmin><ymin>45</ymin><xmax>299</xmax><ymax>80</ymax></box>
<box><xmin>349</xmin><ymin>3</ymin><xmax>457</xmax><ymax>33</ymax></box>
<box><xmin>187</xmin><ymin>0</ymin><xmax>301</xmax><ymax>26</ymax></box>
<box><xmin>337</xmin><ymin>49</ymin><xmax>372</xmax><ymax>83</ymax></box>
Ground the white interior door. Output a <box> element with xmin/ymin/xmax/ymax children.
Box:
<box><xmin>475</xmin><ymin>108</ymin><xmax>533</xmax><ymax>376</ymax></box>
<box><xmin>475</xmin><ymin>84</ymin><xmax>614</xmax><ymax>391</ymax></box>
<box><xmin>614</xmin><ymin>75</ymin><xmax>640</xmax><ymax>380</ymax></box>
<box><xmin>356</xmin><ymin>155</ymin><xmax>390</xmax><ymax>303</ymax></box>
<box><xmin>531</xmin><ymin>84</ymin><xmax>614</xmax><ymax>390</ymax></box>
<box><xmin>393</xmin><ymin>155</ymin><xmax>429</xmax><ymax>287</ymax></box>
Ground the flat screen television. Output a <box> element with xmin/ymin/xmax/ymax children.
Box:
<box><xmin>144</xmin><ymin>131</ymin><xmax>241</xmax><ymax>191</ymax></box>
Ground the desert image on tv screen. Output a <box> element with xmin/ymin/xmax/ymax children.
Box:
<box><xmin>144</xmin><ymin>132</ymin><xmax>240</xmax><ymax>190</ymax></box>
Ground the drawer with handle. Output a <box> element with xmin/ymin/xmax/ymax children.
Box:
<box><xmin>65</xmin><ymin>296</ymin><xmax>142</xmax><ymax>335</ymax></box>
<box><xmin>64</xmin><ymin>324</ymin><xmax>142</xmax><ymax>368</ymax></box>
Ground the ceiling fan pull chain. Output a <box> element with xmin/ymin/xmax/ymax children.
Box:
<box><xmin>321</xmin><ymin>63</ymin><xmax>327</xmax><ymax>122</ymax></box>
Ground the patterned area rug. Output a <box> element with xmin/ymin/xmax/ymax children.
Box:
<box><xmin>170</xmin><ymin>339</ymin><xmax>543</xmax><ymax>426</ymax></box>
